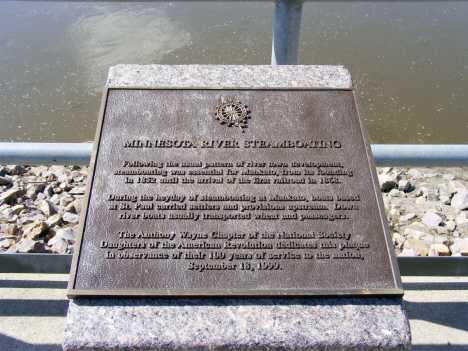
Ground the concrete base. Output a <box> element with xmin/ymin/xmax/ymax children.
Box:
<box><xmin>63</xmin><ymin>297</ymin><xmax>410</xmax><ymax>351</ymax></box>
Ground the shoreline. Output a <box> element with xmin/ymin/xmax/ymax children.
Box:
<box><xmin>1</xmin><ymin>165</ymin><xmax>467</xmax><ymax>256</ymax></box>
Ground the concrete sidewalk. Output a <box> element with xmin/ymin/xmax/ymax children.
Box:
<box><xmin>0</xmin><ymin>274</ymin><xmax>467</xmax><ymax>351</ymax></box>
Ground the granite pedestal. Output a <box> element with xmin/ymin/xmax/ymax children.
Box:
<box><xmin>62</xmin><ymin>65</ymin><xmax>411</xmax><ymax>351</ymax></box>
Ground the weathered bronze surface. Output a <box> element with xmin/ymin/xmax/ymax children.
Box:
<box><xmin>68</xmin><ymin>88</ymin><xmax>403</xmax><ymax>298</ymax></box>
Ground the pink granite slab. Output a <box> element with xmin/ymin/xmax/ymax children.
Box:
<box><xmin>63</xmin><ymin>297</ymin><xmax>410</xmax><ymax>351</ymax></box>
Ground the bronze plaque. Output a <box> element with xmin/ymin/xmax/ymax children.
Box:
<box><xmin>67</xmin><ymin>88</ymin><xmax>403</xmax><ymax>298</ymax></box>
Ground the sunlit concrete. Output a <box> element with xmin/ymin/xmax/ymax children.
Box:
<box><xmin>0</xmin><ymin>274</ymin><xmax>467</xmax><ymax>350</ymax></box>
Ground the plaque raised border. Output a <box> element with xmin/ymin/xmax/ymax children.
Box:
<box><xmin>67</xmin><ymin>87</ymin><xmax>403</xmax><ymax>298</ymax></box>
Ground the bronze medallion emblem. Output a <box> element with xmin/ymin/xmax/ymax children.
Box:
<box><xmin>215</xmin><ymin>100</ymin><xmax>250</xmax><ymax>130</ymax></box>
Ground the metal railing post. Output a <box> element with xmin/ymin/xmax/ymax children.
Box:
<box><xmin>271</xmin><ymin>0</ymin><xmax>304</xmax><ymax>65</ymax></box>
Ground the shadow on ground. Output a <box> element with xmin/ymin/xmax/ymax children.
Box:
<box><xmin>412</xmin><ymin>345</ymin><xmax>468</xmax><ymax>351</ymax></box>
<box><xmin>403</xmin><ymin>281</ymin><xmax>468</xmax><ymax>333</ymax></box>
<box><xmin>0</xmin><ymin>333</ymin><xmax>62</xmax><ymax>351</ymax></box>
<box><xmin>0</xmin><ymin>299</ymin><xmax>69</xmax><ymax>317</ymax></box>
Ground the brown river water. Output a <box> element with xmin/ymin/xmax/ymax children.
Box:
<box><xmin>0</xmin><ymin>1</ymin><xmax>467</xmax><ymax>144</ymax></box>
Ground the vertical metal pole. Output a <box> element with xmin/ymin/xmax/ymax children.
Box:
<box><xmin>271</xmin><ymin>0</ymin><xmax>304</xmax><ymax>65</ymax></box>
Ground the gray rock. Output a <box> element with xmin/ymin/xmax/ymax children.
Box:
<box><xmin>433</xmin><ymin>211</ymin><xmax>446</xmax><ymax>221</ymax></box>
<box><xmin>408</xmin><ymin>189</ymin><xmax>423</xmax><ymax>198</ymax></box>
<box><xmin>428</xmin><ymin>248</ymin><xmax>439</xmax><ymax>257</ymax></box>
<box><xmin>48</xmin><ymin>228</ymin><xmax>76</xmax><ymax>245</ymax></box>
<box><xmin>25</xmin><ymin>190</ymin><xmax>37</xmax><ymax>201</ymax></box>
<box><xmin>409</xmin><ymin>223</ymin><xmax>428</xmax><ymax>230</ymax></box>
<box><xmin>397</xmin><ymin>199</ymin><xmax>416</xmax><ymax>208</ymax></box>
<box><xmin>449</xmin><ymin>239</ymin><xmax>467</xmax><ymax>255</ymax></box>
<box><xmin>420</xmin><ymin>235</ymin><xmax>447</xmax><ymax>247</ymax></box>
<box><xmin>398</xmin><ymin>249</ymin><xmax>416</xmax><ymax>257</ymax></box>
<box><xmin>399</xmin><ymin>213</ymin><xmax>416</xmax><ymax>222</ymax></box>
<box><xmin>388</xmin><ymin>189</ymin><xmax>400</xmax><ymax>197</ymax></box>
<box><xmin>29</xmin><ymin>166</ymin><xmax>48</xmax><ymax>177</ymax></box>
<box><xmin>69</xmin><ymin>187</ymin><xmax>86</xmax><ymax>195</ymax></box>
<box><xmin>455</xmin><ymin>213</ymin><xmax>468</xmax><ymax>228</ymax></box>
<box><xmin>458</xmin><ymin>242</ymin><xmax>468</xmax><ymax>256</ymax></box>
<box><xmin>392</xmin><ymin>233</ymin><xmax>405</xmax><ymax>245</ymax></box>
<box><xmin>40</xmin><ymin>200</ymin><xmax>58</xmax><ymax>216</ymax></box>
<box><xmin>391</xmin><ymin>170</ymin><xmax>404</xmax><ymax>181</ymax></box>
<box><xmin>55</xmin><ymin>205</ymin><xmax>65</xmax><ymax>214</ymax></box>
<box><xmin>50</xmin><ymin>194</ymin><xmax>61</xmax><ymax>205</ymax></box>
<box><xmin>63</xmin><ymin>212</ymin><xmax>80</xmax><ymax>224</ymax></box>
<box><xmin>404</xmin><ymin>228</ymin><xmax>427</xmax><ymax>240</ymax></box>
<box><xmin>440</xmin><ymin>195</ymin><xmax>451</xmax><ymax>205</ymax></box>
<box><xmin>60</xmin><ymin>182</ymin><xmax>72</xmax><ymax>192</ymax></box>
<box><xmin>45</xmin><ymin>214</ymin><xmax>62</xmax><ymax>228</ymax></box>
<box><xmin>379</xmin><ymin>167</ymin><xmax>393</xmax><ymax>175</ymax></box>
<box><xmin>51</xmin><ymin>238</ymin><xmax>68</xmax><ymax>254</ymax></box>
<box><xmin>0</xmin><ymin>176</ymin><xmax>12</xmax><ymax>185</ymax></box>
<box><xmin>27</xmin><ymin>183</ymin><xmax>46</xmax><ymax>194</ymax></box>
<box><xmin>443</xmin><ymin>174</ymin><xmax>457</xmax><ymax>181</ymax></box>
<box><xmin>19</xmin><ymin>213</ymin><xmax>46</xmax><ymax>224</ymax></box>
<box><xmin>430</xmin><ymin>244</ymin><xmax>450</xmax><ymax>256</ymax></box>
<box><xmin>11</xmin><ymin>239</ymin><xmax>46</xmax><ymax>253</ymax></box>
<box><xmin>421</xmin><ymin>212</ymin><xmax>443</xmax><ymax>228</ymax></box>
<box><xmin>22</xmin><ymin>220</ymin><xmax>48</xmax><ymax>240</ymax></box>
<box><xmin>73</xmin><ymin>175</ymin><xmax>85</xmax><ymax>183</ymax></box>
<box><xmin>22</xmin><ymin>198</ymin><xmax>34</xmax><ymax>207</ymax></box>
<box><xmin>415</xmin><ymin>197</ymin><xmax>427</xmax><ymax>205</ymax></box>
<box><xmin>35</xmin><ymin>192</ymin><xmax>46</xmax><ymax>202</ymax></box>
<box><xmin>426</xmin><ymin>193</ymin><xmax>440</xmax><ymax>202</ymax></box>
<box><xmin>420</xmin><ymin>187</ymin><xmax>430</xmax><ymax>195</ymax></box>
<box><xmin>0</xmin><ymin>187</ymin><xmax>26</xmax><ymax>206</ymax></box>
<box><xmin>3</xmin><ymin>224</ymin><xmax>19</xmax><ymax>236</ymax></box>
<box><xmin>64</xmin><ymin>203</ymin><xmax>76</xmax><ymax>214</ymax></box>
<box><xmin>11</xmin><ymin>204</ymin><xmax>24</xmax><ymax>214</ymax></box>
<box><xmin>424</xmin><ymin>173</ymin><xmax>439</xmax><ymax>178</ymax></box>
<box><xmin>408</xmin><ymin>169</ymin><xmax>423</xmax><ymax>179</ymax></box>
<box><xmin>378</xmin><ymin>175</ymin><xmax>396</xmax><ymax>192</ymax></box>
<box><xmin>43</xmin><ymin>185</ymin><xmax>54</xmax><ymax>198</ymax></box>
<box><xmin>398</xmin><ymin>180</ymin><xmax>411</xmax><ymax>192</ymax></box>
<box><xmin>0</xmin><ymin>238</ymin><xmax>16</xmax><ymax>249</ymax></box>
<box><xmin>71</xmin><ymin>199</ymin><xmax>83</xmax><ymax>213</ymax></box>
<box><xmin>448</xmin><ymin>180</ymin><xmax>467</xmax><ymax>193</ymax></box>
<box><xmin>439</xmin><ymin>186</ymin><xmax>453</xmax><ymax>197</ymax></box>
<box><xmin>2</xmin><ymin>208</ymin><xmax>18</xmax><ymax>222</ymax></box>
<box><xmin>437</xmin><ymin>227</ymin><xmax>449</xmax><ymax>236</ymax></box>
<box><xmin>451</xmin><ymin>191</ymin><xmax>468</xmax><ymax>210</ymax></box>
<box><xmin>404</xmin><ymin>239</ymin><xmax>429</xmax><ymax>256</ymax></box>
<box><xmin>57</xmin><ymin>174</ymin><xmax>70</xmax><ymax>184</ymax></box>
<box><xmin>0</xmin><ymin>233</ymin><xmax>17</xmax><ymax>241</ymax></box>
<box><xmin>445</xmin><ymin>220</ymin><xmax>457</xmax><ymax>232</ymax></box>
<box><xmin>45</xmin><ymin>173</ymin><xmax>57</xmax><ymax>182</ymax></box>
<box><xmin>60</xmin><ymin>196</ymin><xmax>74</xmax><ymax>207</ymax></box>
<box><xmin>7</xmin><ymin>165</ymin><xmax>25</xmax><ymax>175</ymax></box>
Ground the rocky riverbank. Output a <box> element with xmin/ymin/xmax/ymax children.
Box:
<box><xmin>378</xmin><ymin>166</ymin><xmax>468</xmax><ymax>256</ymax></box>
<box><xmin>0</xmin><ymin>165</ymin><xmax>86</xmax><ymax>254</ymax></box>
<box><xmin>0</xmin><ymin>164</ymin><xmax>467</xmax><ymax>256</ymax></box>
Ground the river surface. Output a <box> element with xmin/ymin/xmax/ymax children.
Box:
<box><xmin>0</xmin><ymin>1</ymin><xmax>467</xmax><ymax>144</ymax></box>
